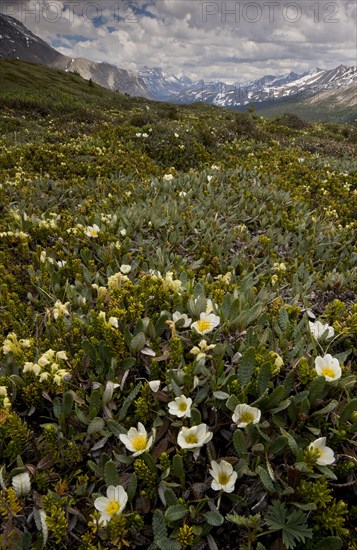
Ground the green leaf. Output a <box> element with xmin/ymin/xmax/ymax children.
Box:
<box><xmin>204</xmin><ymin>509</ymin><xmax>224</xmax><ymax>526</ymax></box>
<box><xmin>339</xmin><ymin>397</ymin><xmax>357</xmax><ymax>424</ymax></box>
<box><xmin>284</xmin><ymin>369</ymin><xmax>295</xmax><ymax>394</ymax></box>
<box><xmin>157</xmin><ymin>538</ymin><xmax>181</xmax><ymax>550</ymax></box>
<box><xmin>89</xmin><ymin>389</ymin><xmax>102</xmax><ymax>418</ymax></box>
<box><xmin>82</xmin><ymin>339</ymin><xmax>97</xmax><ymax>365</ymax></box>
<box><xmin>265</xmin><ymin>500</ymin><xmax>313</xmax><ymax>549</ymax></box>
<box><xmin>233</xmin><ymin>429</ymin><xmax>247</xmax><ymax>455</ymax></box>
<box><xmin>308</xmin><ymin>376</ymin><xmax>326</xmax><ymax>403</ymax></box>
<box><xmin>87</xmin><ymin>417</ymin><xmax>105</xmax><ymax>435</ymax></box>
<box><xmin>270</xmin><ymin>399</ymin><xmax>291</xmax><ymax>415</ymax></box>
<box><xmin>118</xmin><ymin>382</ymin><xmax>142</xmax><ymax>421</ymax></box>
<box><xmin>172</xmin><ymin>454</ymin><xmax>185</xmax><ymax>487</ymax></box>
<box><xmin>226</xmin><ymin>395</ymin><xmax>240</xmax><ymax>411</ymax></box>
<box><xmin>269</xmin><ymin>436</ymin><xmax>287</xmax><ymax>456</ymax></box>
<box><xmin>311</xmin><ymin>399</ymin><xmax>338</xmax><ymax>417</ymax></box>
<box><xmin>127</xmin><ymin>473</ymin><xmax>137</xmax><ymax>502</ymax></box>
<box><xmin>155</xmin><ymin>312</ymin><xmax>170</xmax><ymax>336</ymax></box>
<box><xmin>257</xmin><ymin>362</ymin><xmax>271</xmax><ymax>395</ymax></box>
<box><xmin>279</xmin><ymin>308</ymin><xmax>290</xmax><ymax>333</ymax></box>
<box><xmin>190</xmin><ymin>408</ymin><xmax>202</xmax><ymax>425</ymax></box>
<box><xmin>106</xmin><ymin>419</ymin><xmax>126</xmax><ymax>436</ymax></box>
<box><xmin>119</xmin><ymin>357</ymin><xmax>136</xmax><ymax>370</ymax></box>
<box><xmin>229</xmin><ymin>298</ymin><xmax>240</xmax><ymax>321</ymax></box>
<box><xmin>164</xmin><ymin>488</ymin><xmax>179</xmax><ymax>506</ymax></box>
<box><xmin>238</xmin><ymin>347</ymin><xmax>256</xmax><ymax>387</ymax></box>
<box><xmin>221</xmin><ymin>293</ymin><xmax>232</xmax><ymax>321</ymax></box>
<box><xmin>266</xmin><ymin>385</ymin><xmax>286</xmax><ymax>408</ymax></box>
<box><xmin>62</xmin><ymin>391</ymin><xmax>74</xmax><ymax>418</ymax></box>
<box><xmin>257</xmin><ymin>466</ymin><xmax>275</xmax><ymax>493</ymax></box>
<box><xmin>165</xmin><ymin>504</ymin><xmax>187</xmax><ymax>523</ymax></box>
<box><xmin>280</xmin><ymin>428</ymin><xmax>299</xmax><ymax>456</ymax></box>
<box><xmin>52</xmin><ymin>398</ymin><xmax>61</xmax><ymax>419</ymax></box>
<box><xmin>316</xmin><ymin>465</ymin><xmax>337</xmax><ymax>480</ymax></box>
<box><xmin>104</xmin><ymin>460</ymin><xmax>119</xmax><ymax>487</ymax></box>
<box><xmin>194</xmin><ymin>387</ymin><xmax>209</xmax><ymax>406</ymax></box>
<box><xmin>130</xmin><ymin>332</ymin><xmax>146</xmax><ymax>354</ymax></box>
<box><xmin>312</xmin><ymin>536</ymin><xmax>343</xmax><ymax>550</ymax></box>
<box><xmin>152</xmin><ymin>509</ymin><xmax>168</xmax><ymax>542</ymax></box>
<box><xmin>213</xmin><ymin>391</ymin><xmax>230</xmax><ymax>400</ymax></box>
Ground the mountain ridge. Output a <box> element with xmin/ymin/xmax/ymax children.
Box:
<box><xmin>0</xmin><ymin>13</ymin><xmax>356</xmax><ymax>117</ymax></box>
<box><xmin>0</xmin><ymin>13</ymin><xmax>151</xmax><ymax>98</ymax></box>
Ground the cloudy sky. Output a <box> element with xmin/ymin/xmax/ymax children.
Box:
<box><xmin>1</xmin><ymin>0</ymin><xmax>356</xmax><ymax>81</ymax></box>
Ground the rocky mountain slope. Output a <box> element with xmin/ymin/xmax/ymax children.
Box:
<box><xmin>0</xmin><ymin>14</ymin><xmax>150</xmax><ymax>97</ymax></box>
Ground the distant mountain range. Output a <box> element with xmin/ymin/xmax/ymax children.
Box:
<box><xmin>0</xmin><ymin>13</ymin><xmax>356</xmax><ymax>117</ymax></box>
<box><xmin>139</xmin><ymin>65</ymin><xmax>357</xmax><ymax>110</ymax></box>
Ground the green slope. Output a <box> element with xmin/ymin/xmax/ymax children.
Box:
<box><xmin>0</xmin><ymin>56</ymin><xmax>356</xmax><ymax>550</ymax></box>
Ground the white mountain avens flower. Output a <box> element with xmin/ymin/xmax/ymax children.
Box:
<box><xmin>94</xmin><ymin>485</ymin><xmax>128</xmax><ymax>526</ymax></box>
<box><xmin>12</xmin><ymin>472</ymin><xmax>31</xmax><ymax>496</ymax></box>
<box><xmin>315</xmin><ymin>354</ymin><xmax>341</xmax><ymax>381</ymax></box>
<box><xmin>120</xmin><ymin>264</ymin><xmax>131</xmax><ymax>274</ymax></box>
<box><xmin>192</xmin><ymin>312</ymin><xmax>220</xmax><ymax>335</ymax></box>
<box><xmin>168</xmin><ymin>395</ymin><xmax>193</xmax><ymax>418</ymax></box>
<box><xmin>119</xmin><ymin>422</ymin><xmax>154</xmax><ymax>457</ymax></box>
<box><xmin>148</xmin><ymin>380</ymin><xmax>160</xmax><ymax>392</ymax></box>
<box><xmin>172</xmin><ymin>311</ymin><xmax>192</xmax><ymax>328</ymax></box>
<box><xmin>177</xmin><ymin>423</ymin><xmax>213</xmax><ymax>450</ymax></box>
<box><xmin>308</xmin><ymin>437</ymin><xmax>335</xmax><ymax>465</ymax></box>
<box><xmin>309</xmin><ymin>320</ymin><xmax>334</xmax><ymax>340</ymax></box>
<box><xmin>209</xmin><ymin>460</ymin><xmax>237</xmax><ymax>493</ymax></box>
<box><xmin>232</xmin><ymin>404</ymin><xmax>261</xmax><ymax>428</ymax></box>
<box><xmin>163</xmin><ymin>174</ymin><xmax>174</xmax><ymax>182</ymax></box>
<box><xmin>85</xmin><ymin>224</ymin><xmax>100</xmax><ymax>238</ymax></box>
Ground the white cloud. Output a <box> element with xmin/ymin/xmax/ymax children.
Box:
<box><xmin>1</xmin><ymin>0</ymin><xmax>356</xmax><ymax>81</ymax></box>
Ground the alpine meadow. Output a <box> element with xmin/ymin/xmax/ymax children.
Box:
<box><xmin>0</xmin><ymin>58</ymin><xmax>356</xmax><ymax>550</ymax></box>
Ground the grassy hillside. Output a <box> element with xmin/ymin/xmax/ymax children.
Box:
<box><xmin>249</xmin><ymin>95</ymin><xmax>357</xmax><ymax>125</ymax></box>
<box><xmin>0</xmin><ymin>58</ymin><xmax>356</xmax><ymax>550</ymax></box>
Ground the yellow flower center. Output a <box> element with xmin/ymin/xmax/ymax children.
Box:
<box><xmin>240</xmin><ymin>412</ymin><xmax>254</xmax><ymax>424</ymax></box>
<box><xmin>185</xmin><ymin>434</ymin><xmax>198</xmax><ymax>444</ymax></box>
<box><xmin>132</xmin><ymin>434</ymin><xmax>148</xmax><ymax>451</ymax></box>
<box><xmin>218</xmin><ymin>472</ymin><xmax>230</xmax><ymax>485</ymax></box>
<box><xmin>321</xmin><ymin>367</ymin><xmax>335</xmax><ymax>378</ymax></box>
<box><xmin>106</xmin><ymin>501</ymin><xmax>120</xmax><ymax>515</ymax></box>
<box><xmin>178</xmin><ymin>402</ymin><xmax>188</xmax><ymax>412</ymax></box>
<box><xmin>196</xmin><ymin>319</ymin><xmax>212</xmax><ymax>333</ymax></box>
